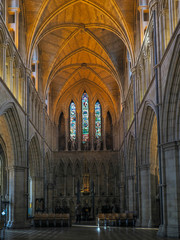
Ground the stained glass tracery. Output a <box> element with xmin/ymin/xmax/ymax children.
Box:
<box><xmin>82</xmin><ymin>92</ymin><xmax>89</xmax><ymax>143</ymax></box>
<box><xmin>70</xmin><ymin>102</ymin><xmax>76</xmax><ymax>141</ymax></box>
<box><xmin>95</xmin><ymin>101</ymin><xmax>101</xmax><ymax>139</ymax></box>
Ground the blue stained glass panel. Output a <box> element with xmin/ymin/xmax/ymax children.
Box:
<box><xmin>70</xmin><ymin>102</ymin><xmax>76</xmax><ymax>140</ymax></box>
<box><xmin>95</xmin><ymin>101</ymin><xmax>101</xmax><ymax>139</ymax></box>
<box><xmin>82</xmin><ymin>92</ymin><xmax>89</xmax><ymax>143</ymax></box>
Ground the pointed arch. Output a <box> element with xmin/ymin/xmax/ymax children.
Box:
<box><xmin>82</xmin><ymin>91</ymin><xmax>89</xmax><ymax>143</ymax></box>
<box><xmin>162</xmin><ymin>35</ymin><xmax>180</xmax><ymax>142</ymax></box>
<box><xmin>69</xmin><ymin>101</ymin><xmax>76</xmax><ymax>141</ymax></box>
<box><xmin>29</xmin><ymin>133</ymin><xmax>42</xmax><ymax>177</ymax></box>
<box><xmin>95</xmin><ymin>100</ymin><xmax>102</xmax><ymax>140</ymax></box>
<box><xmin>0</xmin><ymin>102</ymin><xmax>25</xmax><ymax>166</ymax></box>
<box><xmin>139</xmin><ymin>101</ymin><xmax>157</xmax><ymax>165</ymax></box>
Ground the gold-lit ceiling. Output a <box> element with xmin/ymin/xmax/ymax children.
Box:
<box><xmin>23</xmin><ymin>0</ymin><xmax>135</xmax><ymax>118</ymax></box>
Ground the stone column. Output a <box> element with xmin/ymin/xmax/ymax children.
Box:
<box><xmin>139</xmin><ymin>61</ymin><xmax>145</xmax><ymax>99</ymax></box>
<box><xmin>6</xmin><ymin>57</ymin><xmax>10</xmax><ymax>87</ymax></box>
<box><xmin>35</xmin><ymin>61</ymin><xmax>39</xmax><ymax>90</ymax></box>
<box><xmin>140</xmin><ymin>164</ymin><xmax>150</xmax><ymax>227</ymax></box>
<box><xmin>64</xmin><ymin>175</ymin><xmax>67</xmax><ymax>196</ymax></box>
<box><xmin>15</xmin><ymin>67</ymin><xmax>19</xmax><ymax>99</ymax></box>
<box><xmin>2</xmin><ymin>44</ymin><xmax>6</xmax><ymax>82</ymax></box>
<box><xmin>65</xmin><ymin>117</ymin><xmax>68</xmax><ymax>151</ymax></box>
<box><xmin>9</xmin><ymin>57</ymin><xmax>14</xmax><ymax>92</ymax></box>
<box><xmin>127</xmin><ymin>176</ymin><xmax>134</xmax><ymax>212</ymax></box>
<box><xmin>0</xmin><ymin>0</ymin><xmax>3</xmax><ymax>16</ymax></box>
<box><xmin>7</xmin><ymin>166</ymin><xmax>27</xmax><ymax>228</ymax></box>
<box><xmin>149</xmin><ymin>41</ymin><xmax>154</xmax><ymax>81</ymax></box>
<box><xmin>107</xmin><ymin>175</ymin><xmax>109</xmax><ymax>196</ymax></box>
<box><xmin>90</xmin><ymin>110</ymin><xmax>94</xmax><ymax>151</ymax></box>
<box><xmin>149</xmin><ymin>0</ymin><xmax>160</xmax><ymax>62</ymax></box>
<box><xmin>159</xmin><ymin>10</ymin><xmax>165</xmax><ymax>56</ymax></box>
<box><xmin>114</xmin><ymin>175</ymin><xmax>117</xmax><ymax>196</ymax></box>
<box><xmin>112</xmin><ymin>120</ymin><xmax>115</xmax><ymax>150</ymax></box>
<box><xmin>102</xmin><ymin>115</ymin><xmax>106</xmax><ymax>150</ymax></box>
<box><xmin>14</xmin><ymin>8</ymin><xmax>20</xmax><ymax>49</ymax></box>
<box><xmin>47</xmin><ymin>183</ymin><xmax>53</xmax><ymax>213</ymax></box>
<box><xmin>72</xmin><ymin>175</ymin><xmax>75</xmax><ymax>196</ymax></box>
<box><xmin>162</xmin><ymin>141</ymin><xmax>180</xmax><ymax>237</ymax></box>
<box><xmin>143</xmin><ymin>53</ymin><xmax>149</xmax><ymax>91</ymax></box>
<box><xmin>97</xmin><ymin>174</ymin><xmax>100</xmax><ymax>196</ymax></box>
<box><xmin>168</xmin><ymin>0</ymin><xmax>175</xmax><ymax>36</ymax></box>
<box><xmin>120</xmin><ymin>184</ymin><xmax>125</xmax><ymax>212</ymax></box>
<box><xmin>35</xmin><ymin>177</ymin><xmax>44</xmax><ymax>199</ymax></box>
<box><xmin>77</xmin><ymin>111</ymin><xmax>81</xmax><ymax>151</ymax></box>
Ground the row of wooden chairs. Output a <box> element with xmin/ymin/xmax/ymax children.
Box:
<box><xmin>33</xmin><ymin>213</ymin><xmax>71</xmax><ymax>227</ymax></box>
<box><xmin>96</xmin><ymin>213</ymin><xmax>136</xmax><ymax>227</ymax></box>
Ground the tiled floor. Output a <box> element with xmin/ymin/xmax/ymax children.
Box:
<box><xmin>0</xmin><ymin>225</ymin><xmax>179</xmax><ymax>240</ymax></box>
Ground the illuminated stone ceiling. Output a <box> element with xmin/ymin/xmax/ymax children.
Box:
<box><xmin>23</xmin><ymin>0</ymin><xmax>136</xmax><ymax>119</ymax></box>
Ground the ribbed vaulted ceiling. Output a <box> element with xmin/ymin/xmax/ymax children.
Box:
<box><xmin>23</xmin><ymin>0</ymin><xmax>135</xmax><ymax>119</ymax></box>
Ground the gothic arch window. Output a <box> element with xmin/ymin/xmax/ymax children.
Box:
<box><xmin>95</xmin><ymin>101</ymin><xmax>101</xmax><ymax>140</ymax></box>
<box><xmin>82</xmin><ymin>92</ymin><xmax>89</xmax><ymax>143</ymax></box>
<box><xmin>70</xmin><ymin>101</ymin><xmax>76</xmax><ymax>141</ymax></box>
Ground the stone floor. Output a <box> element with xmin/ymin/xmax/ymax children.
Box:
<box><xmin>0</xmin><ymin>225</ymin><xmax>179</xmax><ymax>240</ymax></box>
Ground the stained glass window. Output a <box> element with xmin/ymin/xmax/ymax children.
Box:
<box><xmin>82</xmin><ymin>92</ymin><xmax>89</xmax><ymax>143</ymax></box>
<box><xmin>70</xmin><ymin>102</ymin><xmax>76</xmax><ymax>141</ymax></box>
<box><xmin>95</xmin><ymin>101</ymin><xmax>101</xmax><ymax>139</ymax></box>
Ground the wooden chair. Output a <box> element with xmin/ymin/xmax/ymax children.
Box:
<box><xmin>97</xmin><ymin>213</ymin><xmax>105</xmax><ymax>227</ymax></box>
<box><xmin>47</xmin><ymin>214</ymin><xmax>56</xmax><ymax>227</ymax></box>
<box><xmin>61</xmin><ymin>213</ymin><xmax>71</xmax><ymax>227</ymax></box>
<box><xmin>55</xmin><ymin>213</ymin><xmax>62</xmax><ymax>227</ymax></box>
<box><xmin>108</xmin><ymin>213</ymin><xmax>117</xmax><ymax>226</ymax></box>
<box><xmin>105</xmin><ymin>213</ymin><xmax>111</xmax><ymax>226</ymax></box>
<box><xmin>126</xmin><ymin>213</ymin><xmax>135</xmax><ymax>226</ymax></box>
<box><xmin>41</xmin><ymin>213</ymin><xmax>49</xmax><ymax>227</ymax></box>
<box><xmin>34</xmin><ymin>213</ymin><xmax>41</xmax><ymax>227</ymax></box>
<box><xmin>119</xmin><ymin>213</ymin><xmax>127</xmax><ymax>226</ymax></box>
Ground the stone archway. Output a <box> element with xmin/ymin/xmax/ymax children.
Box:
<box><xmin>0</xmin><ymin>103</ymin><xmax>26</xmax><ymax>228</ymax></box>
<box><xmin>161</xmin><ymin>35</ymin><xmax>180</xmax><ymax>237</ymax></box>
<box><xmin>0</xmin><ymin>138</ymin><xmax>8</xmax><ymax>215</ymax></box>
<box><xmin>28</xmin><ymin>134</ymin><xmax>42</xmax><ymax>216</ymax></box>
<box><xmin>139</xmin><ymin>103</ymin><xmax>160</xmax><ymax>227</ymax></box>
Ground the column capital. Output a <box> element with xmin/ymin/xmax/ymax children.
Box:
<box><xmin>1</xmin><ymin>43</ymin><xmax>7</xmax><ymax>49</ymax></box>
<box><xmin>26</xmin><ymin>67</ymin><xmax>32</xmax><ymax>77</ymax></box>
<box><xmin>15</xmin><ymin>65</ymin><xmax>21</xmax><ymax>72</ymax></box>
<box><xmin>8</xmin><ymin>7</ymin><xmax>20</xmax><ymax>13</ymax></box>
<box><xmin>149</xmin><ymin>0</ymin><xmax>159</xmax><ymax>14</ymax></box>
<box><xmin>140</xmin><ymin>164</ymin><xmax>150</xmax><ymax>170</ymax></box>
<box><xmin>121</xmin><ymin>101</ymin><xmax>126</xmax><ymax>109</ymax></box>
<box><xmin>161</xmin><ymin>140</ymin><xmax>180</xmax><ymax>151</ymax></box>
<box><xmin>131</xmin><ymin>66</ymin><xmax>136</xmax><ymax>75</ymax></box>
<box><xmin>8</xmin><ymin>165</ymin><xmax>27</xmax><ymax>171</ymax></box>
<box><xmin>8</xmin><ymin>56</ymin><xmax>14</xmax><ymax>62</ymax></box>
<box><xmin>138</xmin><ymin>5</ymin><xmax>148</xmax><ymax>12</ymax></box>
